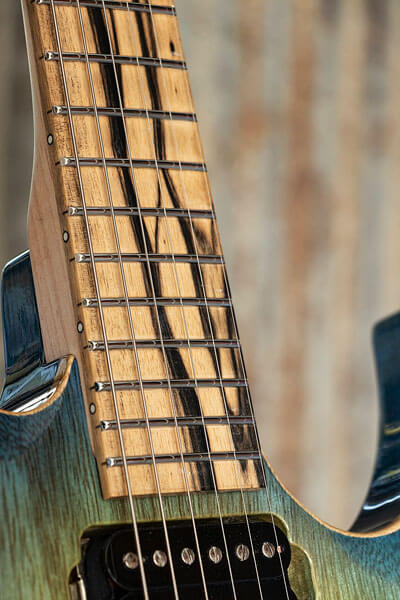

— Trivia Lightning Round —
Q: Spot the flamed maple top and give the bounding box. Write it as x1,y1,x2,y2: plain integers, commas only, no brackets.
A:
24,0,264,499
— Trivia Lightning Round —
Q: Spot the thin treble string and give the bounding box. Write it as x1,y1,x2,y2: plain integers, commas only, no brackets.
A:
125,4,238,599
145,4,265,598
145,5,265,597
167,7,291,598
48,2,150,599
99,3,210,598
74,2,180,597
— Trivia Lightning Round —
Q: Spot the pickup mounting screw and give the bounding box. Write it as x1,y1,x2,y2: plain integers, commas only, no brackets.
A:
235,544,250,562
153,550,168,568
181,547,195,565
208,546,223,564
89,403,96,415
63,230,69,243
77,321,84,334
47,133,54,145
122,552,138,570
262,541,276,559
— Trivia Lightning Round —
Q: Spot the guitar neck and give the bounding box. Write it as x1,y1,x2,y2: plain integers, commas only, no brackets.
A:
22,0,263,499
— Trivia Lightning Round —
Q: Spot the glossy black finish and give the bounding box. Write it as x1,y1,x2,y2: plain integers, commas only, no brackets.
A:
0,251,66,458
0,251,60,412
1,250,44,382
352,312,400,532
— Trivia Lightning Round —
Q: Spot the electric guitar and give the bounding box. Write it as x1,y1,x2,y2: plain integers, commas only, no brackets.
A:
1,1,399,598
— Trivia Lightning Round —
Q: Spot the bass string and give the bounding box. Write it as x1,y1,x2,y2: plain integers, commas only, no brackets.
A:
97,1,211,598
143,2,265,597
74,1,181,597
124,2,239,598
165,4,291,598
48,2,150,599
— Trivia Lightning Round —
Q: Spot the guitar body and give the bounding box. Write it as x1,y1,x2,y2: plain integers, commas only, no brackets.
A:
1,2,400,598
0,252,399,599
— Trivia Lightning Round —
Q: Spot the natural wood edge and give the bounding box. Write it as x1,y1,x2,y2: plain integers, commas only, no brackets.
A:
21,0,94,446
263,452,400,540
0,354,74,417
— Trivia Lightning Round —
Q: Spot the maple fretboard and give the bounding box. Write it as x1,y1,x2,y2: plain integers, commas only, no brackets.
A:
25,0,264,499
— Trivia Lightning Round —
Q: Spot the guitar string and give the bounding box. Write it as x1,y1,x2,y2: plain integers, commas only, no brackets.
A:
144,3,266,597
166,5,291,598
50,1,288,596
74,2,180,597
124,3,238,598
143,3,267,598
98,2,210,597
48,2,150,599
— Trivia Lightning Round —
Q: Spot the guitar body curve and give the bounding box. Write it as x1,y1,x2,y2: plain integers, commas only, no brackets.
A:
0,252,399,599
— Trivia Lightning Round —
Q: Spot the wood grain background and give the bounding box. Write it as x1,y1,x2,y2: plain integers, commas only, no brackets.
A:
1,0,399,530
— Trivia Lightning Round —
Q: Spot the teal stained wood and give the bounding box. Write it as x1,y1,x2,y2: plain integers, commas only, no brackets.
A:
0,252,399,599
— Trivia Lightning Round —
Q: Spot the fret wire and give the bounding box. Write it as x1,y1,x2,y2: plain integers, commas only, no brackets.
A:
94,378,249,392
44,51,186,69
60,157,206,170
81,297,232,307
75,1,179,595
167,8,290,599
107,451,261,467
68,206,214,219
98,1,208,595
124,4,236,598
47,1,150,597
53,105,197,121
37,0,176,15
88,339,240,351
74,252,224,264
100,415,255,431
146,5,266,597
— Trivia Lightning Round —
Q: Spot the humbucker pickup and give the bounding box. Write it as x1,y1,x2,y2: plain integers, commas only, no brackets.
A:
70,518,298,600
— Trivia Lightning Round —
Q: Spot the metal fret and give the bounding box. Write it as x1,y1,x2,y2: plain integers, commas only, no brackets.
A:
95,379,248,392
100,415,255,431
82,297,232,308
37,0,176,15
53,105,197,122
61,157,206,171
88,339,240,351
68,206,214,219
45,52,186,70
106,450,260,467
75,253,224,265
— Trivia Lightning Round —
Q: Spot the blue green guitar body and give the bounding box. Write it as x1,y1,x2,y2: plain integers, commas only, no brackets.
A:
0,251,399,599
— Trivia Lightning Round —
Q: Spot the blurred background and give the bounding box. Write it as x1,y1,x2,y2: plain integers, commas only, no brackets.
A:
1,0,399,530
